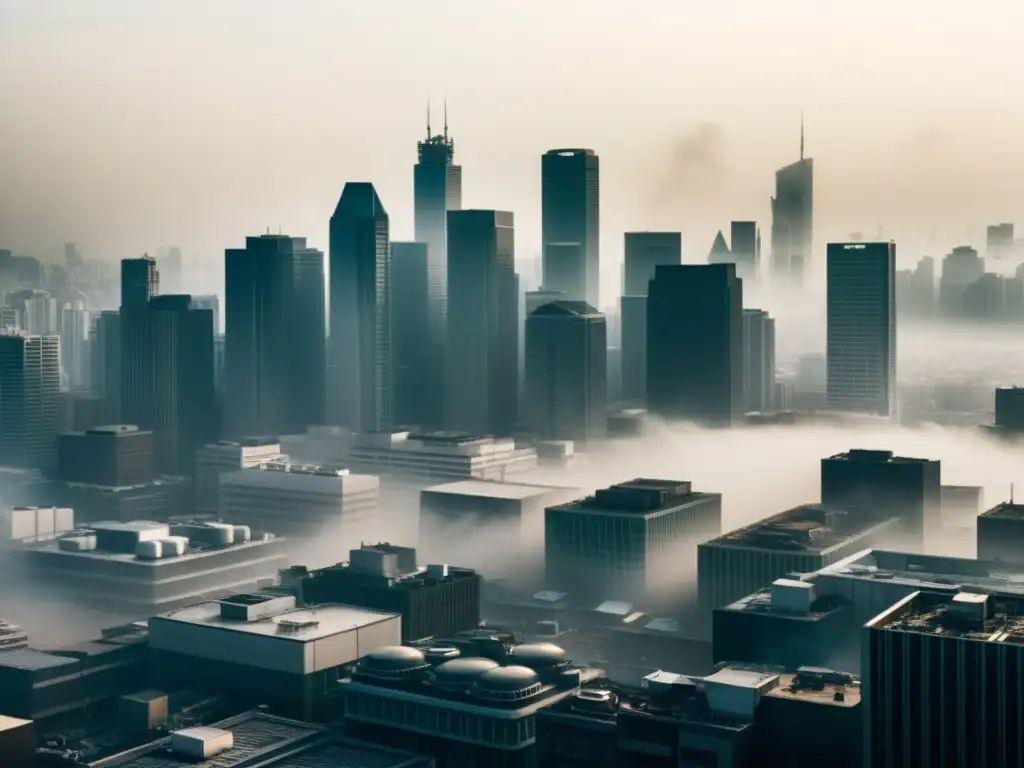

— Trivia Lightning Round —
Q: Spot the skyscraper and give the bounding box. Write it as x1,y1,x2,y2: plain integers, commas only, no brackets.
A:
770,121,814,285
445,210,518,437
730,221,760,284
525,301,607,445
742,309,776,413
224,234,326,438
190,294,221,336
623,232,682,296
121,295,216,475
0,330,60,469
542,148,600,306
391,241,431,428
121,255,159,308
647,264,743,427
91,310,121,421
414,106,462,429
826,241,896,417
620,232,681,404
60,303,91,391
7,289,58,335
329,182,391,433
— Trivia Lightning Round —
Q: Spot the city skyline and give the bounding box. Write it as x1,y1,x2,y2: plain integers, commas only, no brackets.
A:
3,3,1024,307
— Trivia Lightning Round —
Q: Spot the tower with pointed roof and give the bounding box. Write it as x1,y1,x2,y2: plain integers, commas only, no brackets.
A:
770,116,814,286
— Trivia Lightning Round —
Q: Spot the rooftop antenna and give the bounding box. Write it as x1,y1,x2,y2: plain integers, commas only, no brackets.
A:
800,110,805,161
426,96,432,140
1012,483,1015,504
444,97,449,141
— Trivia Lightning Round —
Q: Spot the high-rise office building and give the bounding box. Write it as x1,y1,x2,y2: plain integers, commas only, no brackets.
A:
770,122,814,285
621,233,681,405
120,255,159,308
225,235,326,438
730,221,760,284
391,241,431,428
939,246,984,318
542,148,600,306
826,241,896,417
742,309,775,414
821,449,941,550
445,210,518,437
414,109,462,429
524,301,607,445
60,304,91,391
647,264,743,427
7,290,58,335
0,331,60,469
190,294,220,336
90,310,121,421
986,222,1014,261
121,295,216,475
329,182,391,433
866,590,1024,768
623,232,681,296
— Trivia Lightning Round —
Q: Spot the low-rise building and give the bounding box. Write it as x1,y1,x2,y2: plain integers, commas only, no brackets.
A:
194,438,283,514
15,518,289,614
347,431,538,488
219,460,379,544
419,479,580,586
293,544,481,644
56,425,154,487
339,641,603,768
148,594,401,720
977,500,1024,564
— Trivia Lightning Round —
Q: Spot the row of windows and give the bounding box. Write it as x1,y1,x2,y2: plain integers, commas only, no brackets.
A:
344,690,535,749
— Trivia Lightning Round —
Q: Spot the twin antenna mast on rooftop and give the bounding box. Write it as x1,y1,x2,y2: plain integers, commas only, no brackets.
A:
426,96,449,141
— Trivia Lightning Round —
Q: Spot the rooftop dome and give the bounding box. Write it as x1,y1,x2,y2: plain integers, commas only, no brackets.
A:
424,646,461,665
509,642,566,668
433,657,500,690
361,646,428,677
471,665,544,703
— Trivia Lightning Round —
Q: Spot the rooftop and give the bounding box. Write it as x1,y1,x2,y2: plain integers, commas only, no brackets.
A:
153,601,397,643
705,503,899,554
259,737,433,768
868,590,1024,647
91,711,322,768
764,670,861,708
551,478,715,517
0,648,80,672
817,548,1024,596
718,588,846,621
979,501,1024,521
423,479,576,501
823,449,937,466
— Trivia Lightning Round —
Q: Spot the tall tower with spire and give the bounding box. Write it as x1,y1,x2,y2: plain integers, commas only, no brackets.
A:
414,98,463,429
770,115,815,287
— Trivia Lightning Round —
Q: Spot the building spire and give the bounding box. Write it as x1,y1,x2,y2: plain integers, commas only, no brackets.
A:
426,97,432,140
800,110,805,161
443,97,449,141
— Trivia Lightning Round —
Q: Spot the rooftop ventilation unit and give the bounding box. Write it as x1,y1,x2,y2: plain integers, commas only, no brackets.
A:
170,727,233,759
275,617,319,632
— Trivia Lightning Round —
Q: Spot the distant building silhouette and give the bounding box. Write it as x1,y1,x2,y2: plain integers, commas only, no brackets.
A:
445,210,518,436
60,303,91,391
0,330,60,469
621,233,681,404
708,230,731,265
525,301,607,445
391,241,431,428
190,294,220,336
987,222,1014,261
224,234,326,438
730,221,760,284
329,182,392,433
647,264,743,427
7,289,58,335
770,120,814,285
163,246,183,294
120,255,159,309
121,295,216,475
542,148,600,306
939,246,984,319
91,310,121,421
826,242,896,417
742,309,776,413
414,107,462,428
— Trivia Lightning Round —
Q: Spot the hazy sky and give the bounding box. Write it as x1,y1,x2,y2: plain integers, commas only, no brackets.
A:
2,0,1024,303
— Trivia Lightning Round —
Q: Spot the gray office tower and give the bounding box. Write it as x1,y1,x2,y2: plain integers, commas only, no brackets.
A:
742,309,776,413
0,331,60,469
120,255,159,308
121,295,216,475
826,241,897,417
414,113,462,429
225,234,326,438
620,232,681,404
525,301,607,445
391,242,431,428
329,182,392,433
445,210,518,437
647,264,743,427
541,148,600,306
91,310,121,421
770,123,814,285
730,221,760,284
